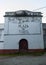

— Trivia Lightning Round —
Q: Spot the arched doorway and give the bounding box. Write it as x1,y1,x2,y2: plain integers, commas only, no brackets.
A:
19,39,28,52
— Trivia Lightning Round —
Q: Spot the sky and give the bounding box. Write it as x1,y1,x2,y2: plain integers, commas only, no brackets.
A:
0,0,46,23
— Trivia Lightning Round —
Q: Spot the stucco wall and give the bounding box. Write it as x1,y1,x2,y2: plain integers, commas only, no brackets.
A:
0,42,4,49
4,17,42,34
4,34,44,49
4,14,44,50
0,24,4,49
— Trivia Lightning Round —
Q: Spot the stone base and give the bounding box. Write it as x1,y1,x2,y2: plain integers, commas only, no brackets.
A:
0,49,45,54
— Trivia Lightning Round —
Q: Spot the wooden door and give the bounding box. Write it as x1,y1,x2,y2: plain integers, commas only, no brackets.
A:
19,39,28,52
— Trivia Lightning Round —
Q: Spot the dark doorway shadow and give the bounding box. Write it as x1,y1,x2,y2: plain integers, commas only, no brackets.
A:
19,39,28,52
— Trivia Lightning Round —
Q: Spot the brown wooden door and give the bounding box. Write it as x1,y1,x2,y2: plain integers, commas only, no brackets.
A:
19,39,28,52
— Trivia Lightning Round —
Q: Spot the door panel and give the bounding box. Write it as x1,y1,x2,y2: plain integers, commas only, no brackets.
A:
19,39,28,52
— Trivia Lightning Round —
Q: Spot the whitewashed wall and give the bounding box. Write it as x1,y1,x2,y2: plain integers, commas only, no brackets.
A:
4,35,44,49
4,17,42,34
0,42,4,49
0,24,4,49
4,17,44,49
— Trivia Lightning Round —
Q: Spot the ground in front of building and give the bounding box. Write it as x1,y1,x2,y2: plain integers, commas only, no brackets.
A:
0,54,46,65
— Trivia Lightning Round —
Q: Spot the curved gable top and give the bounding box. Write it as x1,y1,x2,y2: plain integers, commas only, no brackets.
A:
4,10,42,17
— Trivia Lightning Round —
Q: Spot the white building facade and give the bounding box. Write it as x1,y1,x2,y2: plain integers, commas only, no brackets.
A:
0,24,4,54
3,10,44,53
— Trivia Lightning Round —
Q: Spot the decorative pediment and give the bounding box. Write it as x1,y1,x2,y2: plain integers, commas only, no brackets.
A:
4,10,42,17
14,10,31,16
